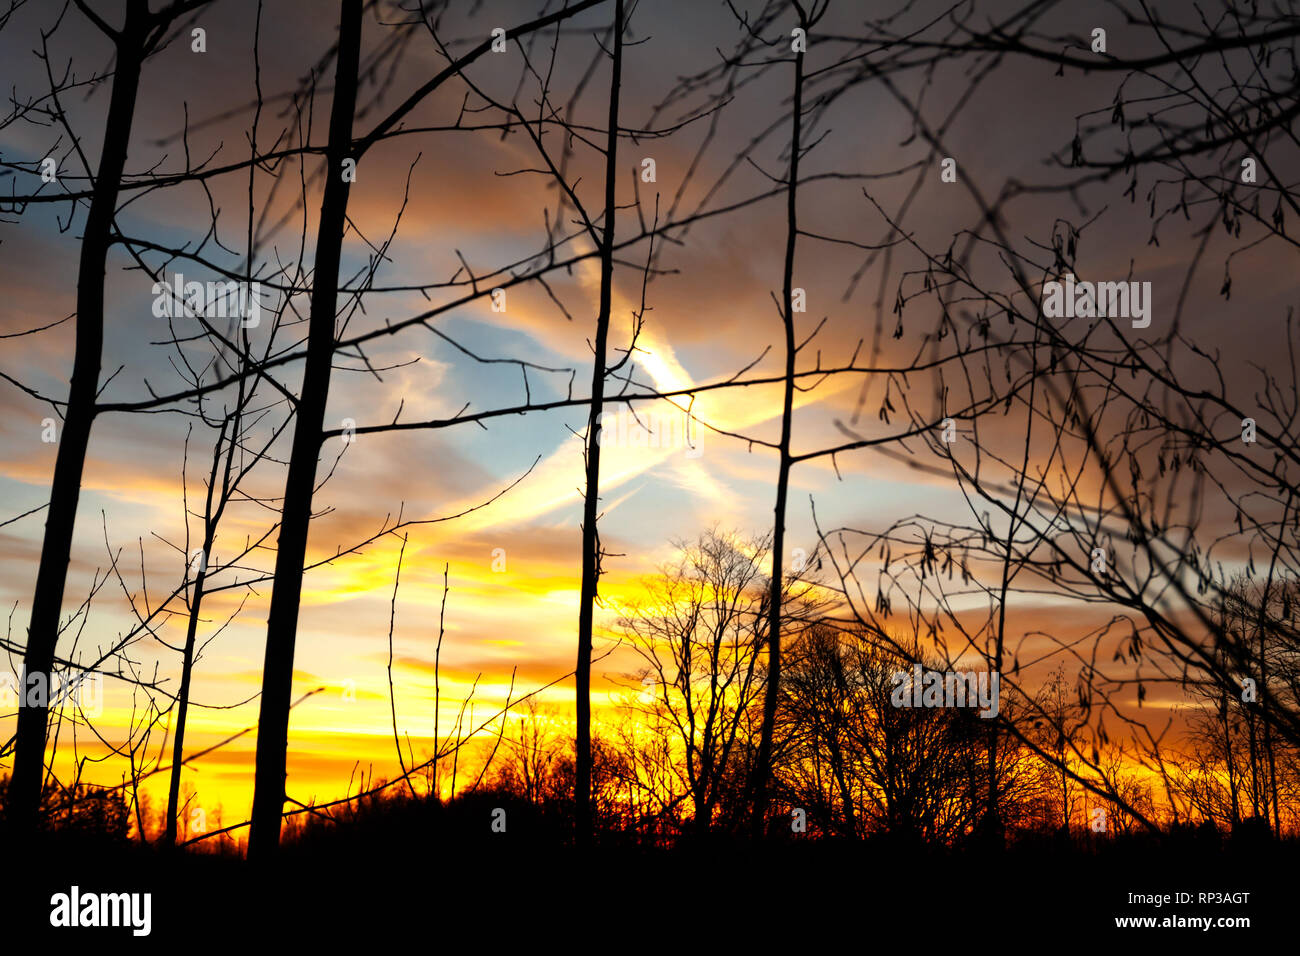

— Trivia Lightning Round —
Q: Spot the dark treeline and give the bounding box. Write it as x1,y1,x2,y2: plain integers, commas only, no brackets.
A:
133,530,1292,853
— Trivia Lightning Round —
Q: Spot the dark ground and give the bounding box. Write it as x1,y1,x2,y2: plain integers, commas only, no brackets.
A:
1,796,1282,945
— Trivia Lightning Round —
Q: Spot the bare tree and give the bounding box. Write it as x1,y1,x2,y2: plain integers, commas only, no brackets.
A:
7,0,217,830
574,0,625,843
246,0,364,859
618,529,770,836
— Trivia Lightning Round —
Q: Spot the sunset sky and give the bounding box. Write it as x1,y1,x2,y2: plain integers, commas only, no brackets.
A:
0,0,1287,836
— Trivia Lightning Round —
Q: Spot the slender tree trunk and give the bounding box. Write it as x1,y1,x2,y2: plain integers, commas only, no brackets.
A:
750,26,804,837
247,0,361,860
163,554,210,844
1245,692,1261,816
1259,596,1280,835
984,293,1044,848
830,737,855,836
1264,694,1280,835
6,2,148,829
1060,742,1069,836
164,423,226,845
574,0,624,846
1222,680,1240,825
